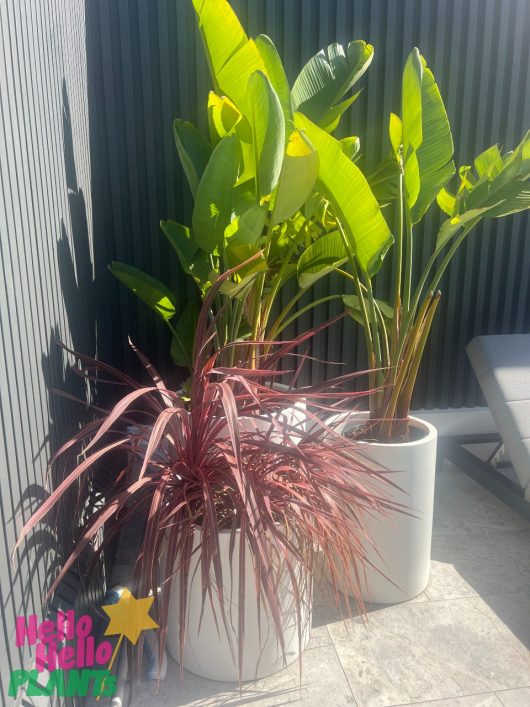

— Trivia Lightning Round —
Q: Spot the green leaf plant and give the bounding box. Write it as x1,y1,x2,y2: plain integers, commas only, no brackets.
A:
325,47,530,442
110,0,380,370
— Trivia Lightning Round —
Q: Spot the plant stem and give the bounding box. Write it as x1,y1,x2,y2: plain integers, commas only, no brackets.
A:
403,209,413,315
336,219,377,398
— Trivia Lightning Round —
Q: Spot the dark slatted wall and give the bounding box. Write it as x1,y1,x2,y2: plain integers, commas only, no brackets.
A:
84,0,530,408
0,0,98,700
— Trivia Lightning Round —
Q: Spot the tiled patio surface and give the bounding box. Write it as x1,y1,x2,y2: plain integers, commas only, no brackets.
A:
129,462,530,706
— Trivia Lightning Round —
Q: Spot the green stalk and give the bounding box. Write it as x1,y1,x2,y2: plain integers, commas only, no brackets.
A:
267,288,306,344
362,273,384,387
273,294,345,336
403,210,413,315
260,226,307,339
336,219,377,397
392,163,404,342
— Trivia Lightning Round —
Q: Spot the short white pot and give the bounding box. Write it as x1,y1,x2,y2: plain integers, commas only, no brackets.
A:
165,527,311,681
331,413,437,603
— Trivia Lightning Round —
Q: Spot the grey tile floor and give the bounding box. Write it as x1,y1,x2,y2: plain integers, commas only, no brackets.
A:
129,462,530,707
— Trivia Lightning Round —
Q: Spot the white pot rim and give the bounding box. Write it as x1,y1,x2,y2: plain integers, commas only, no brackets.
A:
327,411,437,449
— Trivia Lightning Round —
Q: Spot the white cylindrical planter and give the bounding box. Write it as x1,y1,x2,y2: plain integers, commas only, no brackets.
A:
165,528,311,681
332,413,437,604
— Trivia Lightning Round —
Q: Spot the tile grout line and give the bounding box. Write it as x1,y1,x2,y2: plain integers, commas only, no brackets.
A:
386,688,503,706
328,631,360,707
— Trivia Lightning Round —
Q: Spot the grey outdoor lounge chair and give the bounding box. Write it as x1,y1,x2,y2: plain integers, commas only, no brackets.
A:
444,334,530,519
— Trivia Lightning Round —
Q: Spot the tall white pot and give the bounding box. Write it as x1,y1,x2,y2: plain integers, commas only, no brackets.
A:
333,413,437,604
165,528,311,681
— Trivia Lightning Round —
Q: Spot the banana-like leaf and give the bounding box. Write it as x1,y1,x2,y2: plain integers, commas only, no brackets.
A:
255,35,293,123
160,220,212,291
436,187,456,216
193,0,268,114
340,136,360,160
173,120,212,197
295,113,393,275
225,204,267,244
367,153,400,204
402,49,455,223
207,93,255,185
343,294,393,327
297,230,346,288
271,129,319,225
291,40,373,130
207,93,241,143
192,0,248,91
456,131,530,218
247,71,285,197
192,135,241,253
224,204,267,277
109,262,176,321
435,207,493,249
170,302,199,367
319,91,361,133
389,113,403,155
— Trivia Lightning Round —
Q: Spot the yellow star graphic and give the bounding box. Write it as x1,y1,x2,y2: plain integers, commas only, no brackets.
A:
101,588,159,645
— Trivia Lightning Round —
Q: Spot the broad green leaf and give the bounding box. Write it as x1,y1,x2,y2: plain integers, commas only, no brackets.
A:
292,41,374,129
402,49,423,154
207,92,255,185
159,220,212,291
297,230,346,288
207,93,241,143
435,207,492,249
255,35,293,123
319,90,361,133
457,131,530,218
170,302,199,368
474,144,503,179
367,153,400,204
192,135,241,253
296,112,393,275
401,49,455,222
436,187,456,216
343,294,393,327
271,129,319,225
216,39,267,115
225,205,267,277
225,204,267,244
247,71,285,197
192,0,248,92
340,136,360,160
109,262,176,321
389,113,402,155
173,120,212,197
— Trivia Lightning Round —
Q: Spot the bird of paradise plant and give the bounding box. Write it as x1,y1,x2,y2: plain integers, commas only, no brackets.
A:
109,0,386,370
16,258,401,685
297,49,530,441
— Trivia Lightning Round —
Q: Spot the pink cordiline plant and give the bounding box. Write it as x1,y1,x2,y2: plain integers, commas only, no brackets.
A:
16,258,404,684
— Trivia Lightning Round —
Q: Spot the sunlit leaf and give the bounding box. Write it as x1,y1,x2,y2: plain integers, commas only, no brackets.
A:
247,71,285,197
295,112,393,275
173,120,212,197
297,230,346,288
109,262,176,321
192,135,241,253
271,129,319,225
292,40,373,130
255,34,293,123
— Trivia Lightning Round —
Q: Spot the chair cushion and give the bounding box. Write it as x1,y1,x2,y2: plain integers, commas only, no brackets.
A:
467,334,530,499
